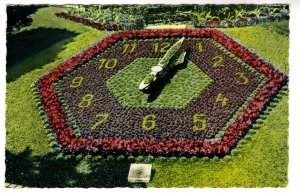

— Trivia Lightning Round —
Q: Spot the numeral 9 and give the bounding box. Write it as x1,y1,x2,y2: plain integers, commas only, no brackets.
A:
70,76,84,88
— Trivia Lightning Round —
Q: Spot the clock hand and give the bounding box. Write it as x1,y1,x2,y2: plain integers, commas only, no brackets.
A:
139,37,186,91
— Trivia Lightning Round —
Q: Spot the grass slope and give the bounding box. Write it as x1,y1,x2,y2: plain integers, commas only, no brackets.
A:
223,21,289,74
6,6,109,156
6,6,288,187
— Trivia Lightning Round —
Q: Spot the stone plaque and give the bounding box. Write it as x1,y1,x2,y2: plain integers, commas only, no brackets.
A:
128,164,152,183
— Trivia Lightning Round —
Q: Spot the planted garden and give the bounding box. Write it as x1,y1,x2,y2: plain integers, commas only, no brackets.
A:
56,4,289,30
6,5,289,188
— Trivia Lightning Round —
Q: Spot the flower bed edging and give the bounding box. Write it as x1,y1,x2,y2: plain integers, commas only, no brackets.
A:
55,12,124,31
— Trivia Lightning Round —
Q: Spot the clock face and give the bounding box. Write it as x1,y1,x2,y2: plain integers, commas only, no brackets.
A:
37,29,287,157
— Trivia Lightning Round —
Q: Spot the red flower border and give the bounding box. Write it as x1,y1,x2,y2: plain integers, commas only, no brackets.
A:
36,29,288,157
55,12,124,31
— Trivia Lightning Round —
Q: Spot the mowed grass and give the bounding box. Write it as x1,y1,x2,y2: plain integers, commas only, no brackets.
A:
223,21,289,74
6,6,289,188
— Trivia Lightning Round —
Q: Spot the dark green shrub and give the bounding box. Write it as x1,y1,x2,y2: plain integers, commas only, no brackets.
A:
212,156,219,162
136,155,144,162
117,155,125,161
179,157,187,162
85,154,92,161
55,153,63,160
94,155,102,161
231,149,239,156
156,156,166,162
249,129,257,134
146,155,154,162
127,155,135,161
244,134,252,140
202,156,209,162
190,156,198,162
239,139,247,145
63,154,72,160
223,155,232,162
76,154,83,161
107,155,114,160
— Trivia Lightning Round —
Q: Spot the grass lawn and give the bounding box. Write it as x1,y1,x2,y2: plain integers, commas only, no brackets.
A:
5,6,289,187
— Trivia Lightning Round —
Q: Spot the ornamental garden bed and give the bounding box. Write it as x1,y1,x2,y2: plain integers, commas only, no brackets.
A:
34,29,287,158
55,4,289,31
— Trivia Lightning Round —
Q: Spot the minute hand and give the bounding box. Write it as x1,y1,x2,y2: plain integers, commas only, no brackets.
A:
157,37,185,70
139,37,186,91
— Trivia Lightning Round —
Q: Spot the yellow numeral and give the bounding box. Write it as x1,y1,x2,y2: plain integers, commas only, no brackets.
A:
123,43,137,53
198,42,203,52
91,113,109,130
216,93,228,107
154,42,171,53
79,94,94,108
70,76,84,88
212,55,224,67
236,72,249,85
142,114,156,131
193,113,207,130
99,58,118,69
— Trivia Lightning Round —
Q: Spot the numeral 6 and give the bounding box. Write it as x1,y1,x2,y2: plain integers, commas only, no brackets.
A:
142,114,157,131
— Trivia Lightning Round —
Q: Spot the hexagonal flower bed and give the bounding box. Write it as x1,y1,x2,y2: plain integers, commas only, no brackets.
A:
34,29,288,157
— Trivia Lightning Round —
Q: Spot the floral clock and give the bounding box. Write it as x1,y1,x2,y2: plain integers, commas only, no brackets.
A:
35,29,287,157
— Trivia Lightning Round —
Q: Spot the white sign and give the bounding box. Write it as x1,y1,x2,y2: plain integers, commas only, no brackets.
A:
128,163,152,183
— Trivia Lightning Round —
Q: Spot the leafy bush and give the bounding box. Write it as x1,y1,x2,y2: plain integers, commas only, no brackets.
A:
231,149,239,156
190,156,198,162
117,155,125,161
223,155,232,162
107,155,114,160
